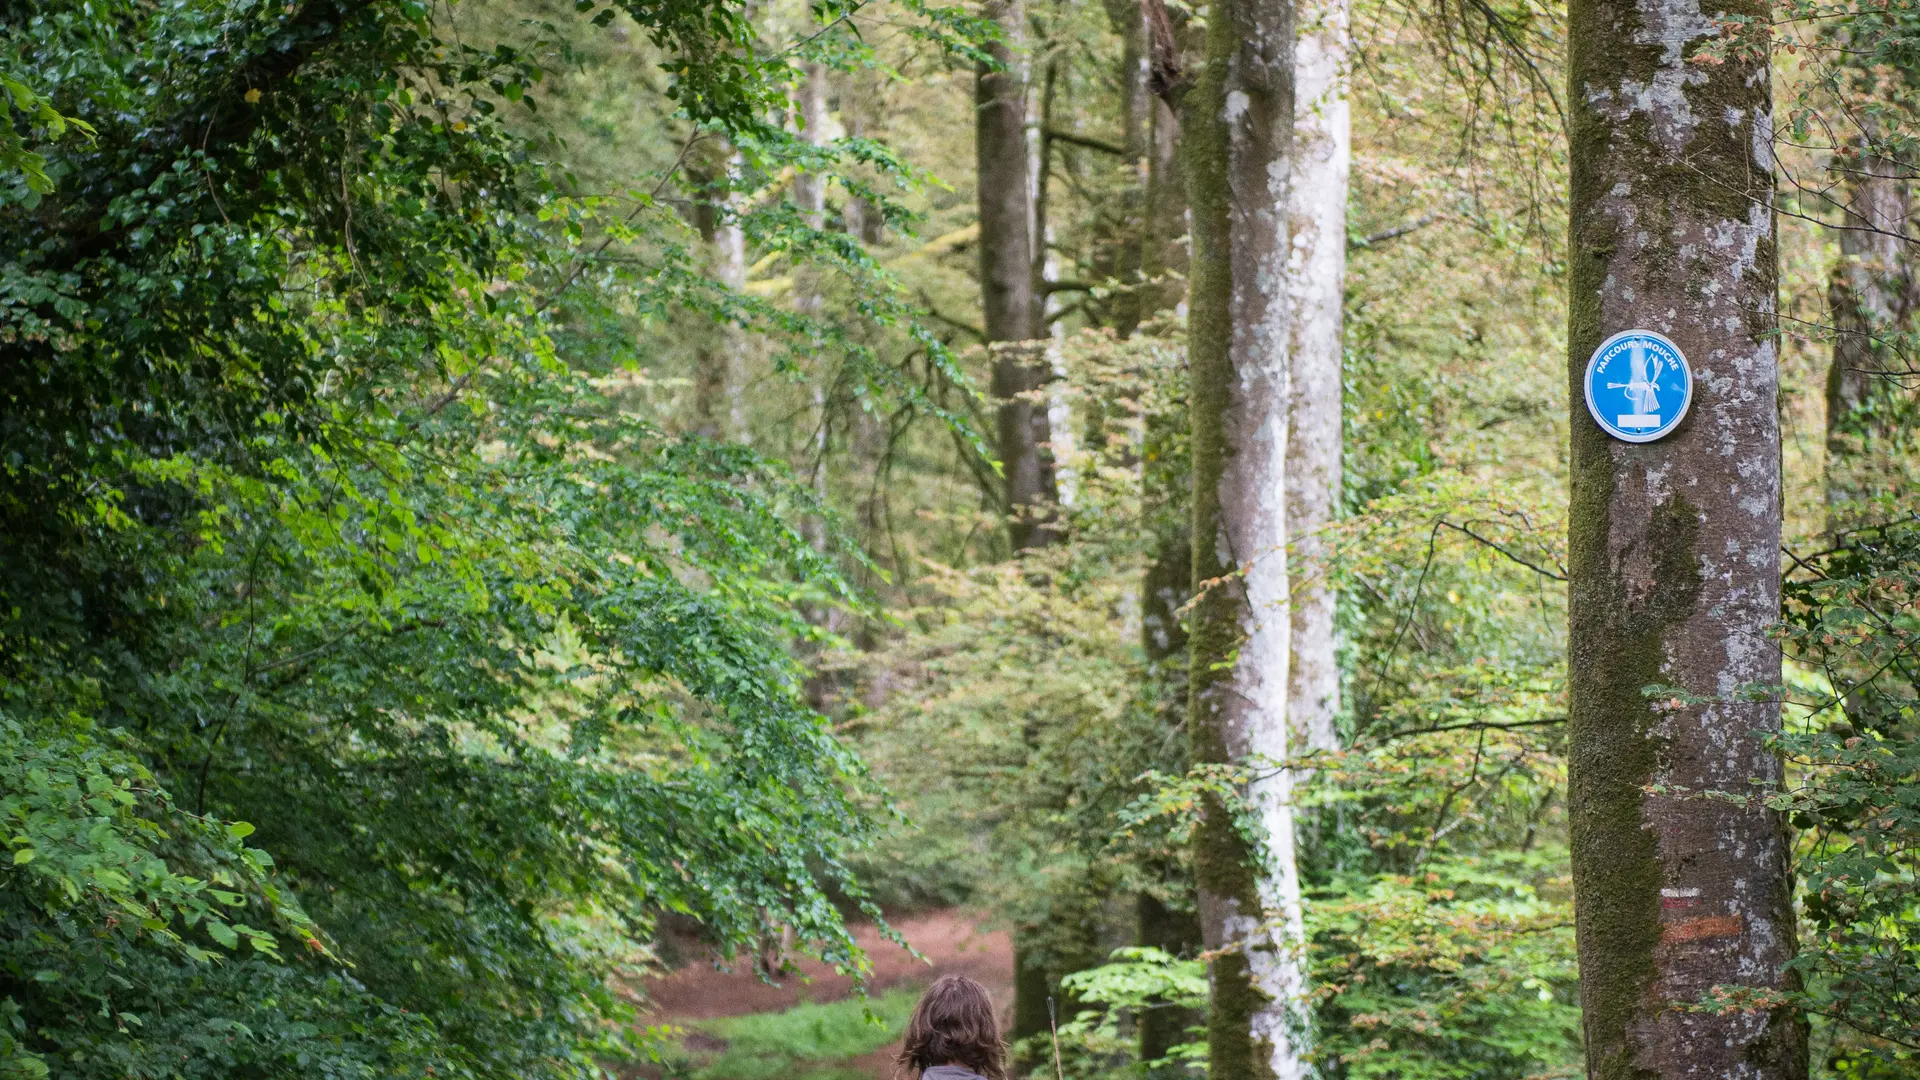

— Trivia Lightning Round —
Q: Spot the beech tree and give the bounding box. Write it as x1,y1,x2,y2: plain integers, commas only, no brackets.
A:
1182,0,1308,1072
1284,0,1348,758
1565,0,1806,1076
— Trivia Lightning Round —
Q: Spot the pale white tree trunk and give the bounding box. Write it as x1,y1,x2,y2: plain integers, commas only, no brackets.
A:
1183,0,1308,1065
691,150,750,443
794,59,831,316
794,60,833,558
1285,0,1348,758
717,199,750,441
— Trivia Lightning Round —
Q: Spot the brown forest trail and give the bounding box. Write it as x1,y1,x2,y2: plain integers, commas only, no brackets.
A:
636,909,1013,1080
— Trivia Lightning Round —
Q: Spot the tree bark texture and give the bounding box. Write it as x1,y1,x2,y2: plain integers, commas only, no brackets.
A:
1565,0,1806,1074
1283,0,1347,757
978,0,1056,551
1183,0,1306,1072
1824,150,1912,531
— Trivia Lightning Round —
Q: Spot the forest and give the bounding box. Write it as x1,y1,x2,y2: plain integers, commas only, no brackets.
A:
0,0,1916,1075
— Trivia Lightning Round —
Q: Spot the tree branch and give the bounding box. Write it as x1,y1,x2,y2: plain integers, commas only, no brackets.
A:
1046,129,1129,157
1349,212,1441,251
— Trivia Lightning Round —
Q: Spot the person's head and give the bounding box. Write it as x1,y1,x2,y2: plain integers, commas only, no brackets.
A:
895,975,1007,1080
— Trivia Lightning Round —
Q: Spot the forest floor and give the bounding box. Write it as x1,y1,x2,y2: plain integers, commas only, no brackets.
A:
633,909,1012,1080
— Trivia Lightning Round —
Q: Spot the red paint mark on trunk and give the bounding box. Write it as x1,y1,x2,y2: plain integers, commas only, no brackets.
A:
1662,914,1743,944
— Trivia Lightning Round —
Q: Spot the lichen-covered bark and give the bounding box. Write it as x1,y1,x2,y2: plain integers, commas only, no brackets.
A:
1184,0,1305,1069
1565,0,1805,1073
1284,0,1347,757
978,0,1056,552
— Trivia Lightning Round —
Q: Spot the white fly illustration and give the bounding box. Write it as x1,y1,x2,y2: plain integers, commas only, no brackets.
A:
1608,341,1664,426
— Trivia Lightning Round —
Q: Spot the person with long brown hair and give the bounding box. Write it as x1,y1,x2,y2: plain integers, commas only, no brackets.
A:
893,975,1009,1080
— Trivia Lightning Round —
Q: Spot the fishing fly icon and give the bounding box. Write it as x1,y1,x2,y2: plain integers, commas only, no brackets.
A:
1583,329,1693,443
1609,341,1665,428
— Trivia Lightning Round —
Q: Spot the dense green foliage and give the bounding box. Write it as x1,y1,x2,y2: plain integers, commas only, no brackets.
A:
1769,521,1920,1076
0,0,989,1072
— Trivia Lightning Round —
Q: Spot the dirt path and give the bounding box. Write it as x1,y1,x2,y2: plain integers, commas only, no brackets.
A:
637,909,1013,1078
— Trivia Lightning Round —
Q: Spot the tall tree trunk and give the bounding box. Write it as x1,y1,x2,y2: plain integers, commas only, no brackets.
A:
979,0,1058,1044
795,59,832,552
689,146,748,441
979,0,1056,553
1183,0,1305,1073
1565,0,1806,1074
1136,14,1201,1070
1824,147,1911,532
1284,0,1347,758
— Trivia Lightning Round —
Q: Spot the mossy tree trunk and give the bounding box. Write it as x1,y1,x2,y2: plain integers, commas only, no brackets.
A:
1183,0,1307,1071
978,0,1056,553
1565,0,1806,1075
1283,0,1347,759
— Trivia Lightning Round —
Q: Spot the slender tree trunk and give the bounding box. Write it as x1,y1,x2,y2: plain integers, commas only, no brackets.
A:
1104,0,1152,337
1565,0,1806,1075
1141,0,1193,325
1136,15,1200,1066
842,70,887,245
1183,0,1305,1073
795,59,831,315
980,0,1059,1043
1284,0,1347,758
795,60,833,553
979,0,1056,553
689,147,748,441
1824,147,1911,531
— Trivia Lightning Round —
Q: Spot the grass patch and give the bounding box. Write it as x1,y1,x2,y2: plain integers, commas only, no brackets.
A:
686,987,922,1080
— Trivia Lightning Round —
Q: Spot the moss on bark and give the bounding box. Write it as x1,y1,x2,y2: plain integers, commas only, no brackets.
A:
1183,0,1297,1066
1565,0,1805,1072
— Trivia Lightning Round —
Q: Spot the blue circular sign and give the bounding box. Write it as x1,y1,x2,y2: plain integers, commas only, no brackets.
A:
1583,329,1693,443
